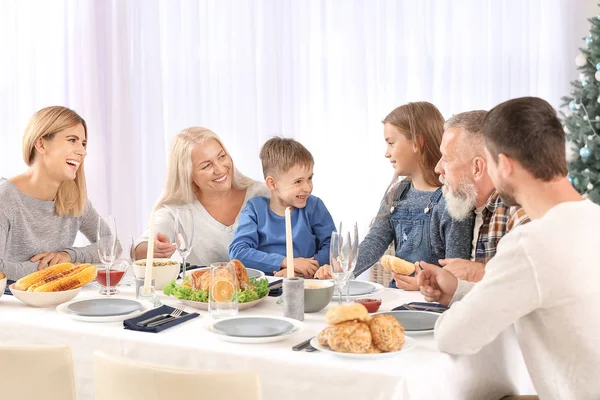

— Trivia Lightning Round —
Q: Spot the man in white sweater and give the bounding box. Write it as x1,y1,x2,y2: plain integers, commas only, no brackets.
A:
418,97,600,400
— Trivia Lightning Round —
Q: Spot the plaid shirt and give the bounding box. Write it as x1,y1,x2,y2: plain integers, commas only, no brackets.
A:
474,190,530,264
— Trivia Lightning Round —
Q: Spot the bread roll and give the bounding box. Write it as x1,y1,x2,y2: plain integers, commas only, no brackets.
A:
325,303,370,325
380,255,416,275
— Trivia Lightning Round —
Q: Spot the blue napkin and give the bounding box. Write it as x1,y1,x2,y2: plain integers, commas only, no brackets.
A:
4,280,15,296
392,302,448,313
267,279,283,297
123,305,199,333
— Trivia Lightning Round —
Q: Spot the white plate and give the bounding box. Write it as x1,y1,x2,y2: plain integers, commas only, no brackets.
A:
310,336,416,359
209,316,302,344
329,281,384,301
180,294,268,311
56,297,150,323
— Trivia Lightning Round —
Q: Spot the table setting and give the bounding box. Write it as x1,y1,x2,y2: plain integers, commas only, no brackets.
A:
0,212,535,400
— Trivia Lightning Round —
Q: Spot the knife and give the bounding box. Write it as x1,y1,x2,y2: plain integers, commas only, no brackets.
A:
136,314,171,327
292,337,313,351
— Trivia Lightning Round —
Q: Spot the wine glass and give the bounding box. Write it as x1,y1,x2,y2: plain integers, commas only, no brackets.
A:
330,222,359,304
175,207,195,280
97,216,118,296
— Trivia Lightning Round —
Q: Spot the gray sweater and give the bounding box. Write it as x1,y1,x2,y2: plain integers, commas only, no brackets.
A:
0,178,101,280
354,181,474,276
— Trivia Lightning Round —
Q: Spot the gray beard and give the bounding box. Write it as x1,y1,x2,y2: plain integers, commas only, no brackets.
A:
442,179,477,221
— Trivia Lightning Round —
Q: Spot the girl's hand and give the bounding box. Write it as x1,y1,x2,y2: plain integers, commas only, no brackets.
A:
392,272,419,291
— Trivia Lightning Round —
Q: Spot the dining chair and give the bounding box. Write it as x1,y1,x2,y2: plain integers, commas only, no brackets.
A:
93,350,262,400
0,345,77,400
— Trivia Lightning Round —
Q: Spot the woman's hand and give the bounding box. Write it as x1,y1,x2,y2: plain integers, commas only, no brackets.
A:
31,251,72,270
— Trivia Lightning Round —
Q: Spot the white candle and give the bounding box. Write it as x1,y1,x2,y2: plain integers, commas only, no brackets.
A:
285,207,294,279
143,211,155,294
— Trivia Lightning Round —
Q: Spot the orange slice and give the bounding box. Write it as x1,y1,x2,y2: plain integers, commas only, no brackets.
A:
211,280,235,302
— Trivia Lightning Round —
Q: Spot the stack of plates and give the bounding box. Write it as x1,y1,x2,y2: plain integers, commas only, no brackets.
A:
210,316,301,343
56,298,148,322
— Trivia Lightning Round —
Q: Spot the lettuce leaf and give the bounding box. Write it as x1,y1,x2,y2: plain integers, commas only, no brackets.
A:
163,277,269,304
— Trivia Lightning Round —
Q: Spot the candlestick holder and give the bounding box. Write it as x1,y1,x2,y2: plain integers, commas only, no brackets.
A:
283,277,304,321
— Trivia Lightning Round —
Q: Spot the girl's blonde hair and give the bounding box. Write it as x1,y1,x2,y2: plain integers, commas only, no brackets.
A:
22,106,88,216
156,127,254,209
383,101,444,192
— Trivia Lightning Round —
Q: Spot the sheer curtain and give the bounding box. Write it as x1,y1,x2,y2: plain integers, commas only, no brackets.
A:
0,0,592,246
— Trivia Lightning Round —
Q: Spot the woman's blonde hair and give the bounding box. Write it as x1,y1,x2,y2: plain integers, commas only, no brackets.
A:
383,101,444,190
22,106,88,217
156,127,254,208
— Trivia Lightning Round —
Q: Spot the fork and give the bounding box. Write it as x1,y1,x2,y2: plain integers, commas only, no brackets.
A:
138,304,185,327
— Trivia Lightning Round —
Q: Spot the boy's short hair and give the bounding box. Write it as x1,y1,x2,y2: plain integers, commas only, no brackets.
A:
259,137,314,178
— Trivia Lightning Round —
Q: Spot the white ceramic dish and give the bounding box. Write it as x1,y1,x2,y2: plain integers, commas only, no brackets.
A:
309,336,416,359
133,258,180,290
9,283,81,308
209,316,302,344
56,297,150,322
180,294,268,311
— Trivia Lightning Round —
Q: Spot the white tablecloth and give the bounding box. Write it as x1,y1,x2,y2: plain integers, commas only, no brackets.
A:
0,282,535,400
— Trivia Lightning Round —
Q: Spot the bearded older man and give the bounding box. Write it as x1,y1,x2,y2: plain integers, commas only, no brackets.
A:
434,111,529,282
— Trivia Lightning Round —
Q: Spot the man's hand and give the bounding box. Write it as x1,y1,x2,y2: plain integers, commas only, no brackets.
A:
439,258,485,282
315,264,332,279
31,251,72,270
417,261,458,306
392,272,419,291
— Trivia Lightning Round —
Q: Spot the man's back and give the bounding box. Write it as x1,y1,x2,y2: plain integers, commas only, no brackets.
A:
514,200,600,399
435,199,600,399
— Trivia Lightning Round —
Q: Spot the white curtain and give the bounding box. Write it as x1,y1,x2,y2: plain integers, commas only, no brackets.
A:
0,0,592,248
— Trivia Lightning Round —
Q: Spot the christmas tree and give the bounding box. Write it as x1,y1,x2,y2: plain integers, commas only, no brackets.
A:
562,7,600,204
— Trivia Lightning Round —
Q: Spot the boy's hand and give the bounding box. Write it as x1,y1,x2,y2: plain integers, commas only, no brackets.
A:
315,264,332,279
293,257,319,278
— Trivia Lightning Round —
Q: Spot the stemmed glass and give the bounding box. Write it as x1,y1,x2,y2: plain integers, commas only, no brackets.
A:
175,207,195,280
97,216,118,296
330,222,359,304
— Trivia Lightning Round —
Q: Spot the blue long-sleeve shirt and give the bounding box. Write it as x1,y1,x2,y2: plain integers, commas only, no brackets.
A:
229,196,335,274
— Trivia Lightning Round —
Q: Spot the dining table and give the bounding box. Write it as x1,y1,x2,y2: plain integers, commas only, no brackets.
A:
0,278,536,400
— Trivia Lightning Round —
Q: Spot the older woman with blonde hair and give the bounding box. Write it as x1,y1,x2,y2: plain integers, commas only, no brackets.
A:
0,106,102,280
134,127,269,267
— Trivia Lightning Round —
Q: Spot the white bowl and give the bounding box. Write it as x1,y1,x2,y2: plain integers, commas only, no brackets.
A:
9,283,81,308
133,258,180,290
0,277,6,299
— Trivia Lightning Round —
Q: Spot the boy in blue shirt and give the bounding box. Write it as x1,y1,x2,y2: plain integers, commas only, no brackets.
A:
229,137,335,277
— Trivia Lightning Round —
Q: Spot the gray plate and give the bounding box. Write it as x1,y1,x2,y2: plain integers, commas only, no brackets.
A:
336,280,375,296
66,298,143,317
379,310,439,331
213,317,295,338
246,268,264,280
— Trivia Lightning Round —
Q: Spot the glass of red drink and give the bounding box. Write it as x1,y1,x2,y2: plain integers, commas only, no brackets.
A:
96,260,130,295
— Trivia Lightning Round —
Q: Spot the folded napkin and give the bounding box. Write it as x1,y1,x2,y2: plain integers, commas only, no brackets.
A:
4,280,15,296
392,302,448,313
268,279,283,297
123,305,199,333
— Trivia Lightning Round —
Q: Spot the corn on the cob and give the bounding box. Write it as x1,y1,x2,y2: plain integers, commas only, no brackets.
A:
13,263,74,291
34,265,97,292
26,265,86,292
